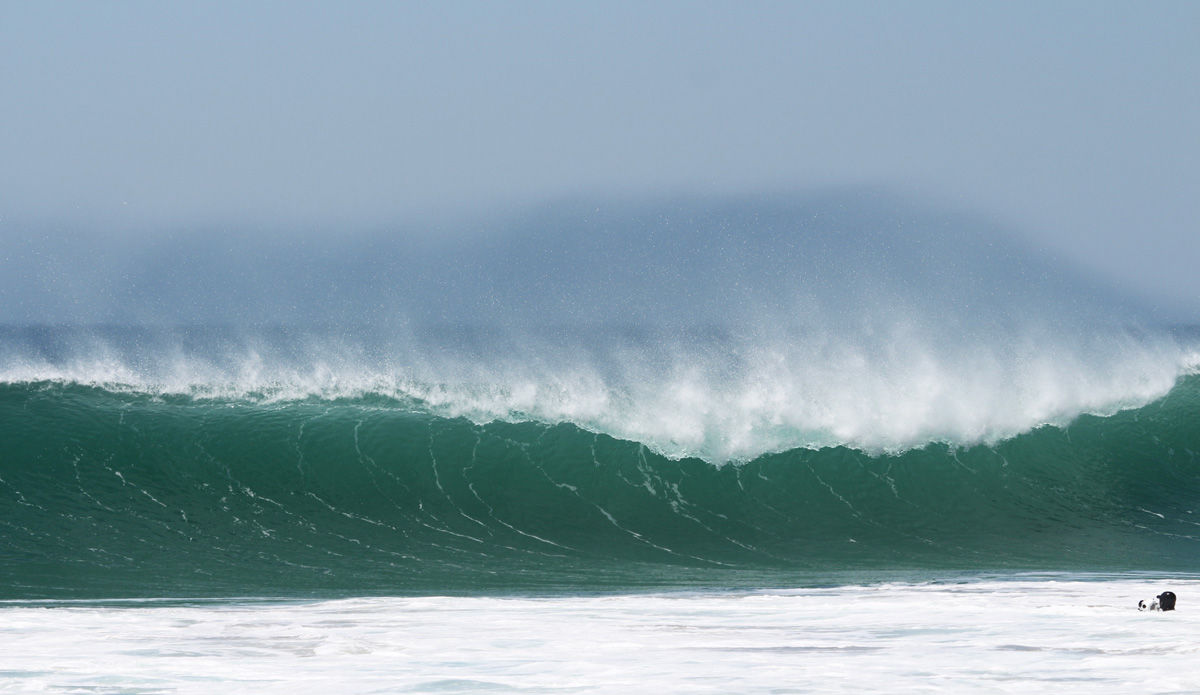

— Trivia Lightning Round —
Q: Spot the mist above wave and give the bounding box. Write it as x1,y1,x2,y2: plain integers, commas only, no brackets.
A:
0,189,1153,327
2,190,1194,460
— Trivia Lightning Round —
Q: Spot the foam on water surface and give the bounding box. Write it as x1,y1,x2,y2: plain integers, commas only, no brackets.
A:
2,577,1197,694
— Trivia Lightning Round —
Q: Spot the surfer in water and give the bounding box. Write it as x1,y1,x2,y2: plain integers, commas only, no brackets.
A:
1138,591,1176,611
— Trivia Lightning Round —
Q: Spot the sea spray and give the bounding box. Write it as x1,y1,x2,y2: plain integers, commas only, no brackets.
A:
1,321,1193,460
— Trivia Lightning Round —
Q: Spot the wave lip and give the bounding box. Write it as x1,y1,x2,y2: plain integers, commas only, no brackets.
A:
1,323,1195,461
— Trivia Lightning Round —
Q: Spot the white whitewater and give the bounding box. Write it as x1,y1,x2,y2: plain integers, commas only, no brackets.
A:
2,577,1197,694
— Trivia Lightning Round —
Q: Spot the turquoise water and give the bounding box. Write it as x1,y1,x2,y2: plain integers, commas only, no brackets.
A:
4,372,1198,599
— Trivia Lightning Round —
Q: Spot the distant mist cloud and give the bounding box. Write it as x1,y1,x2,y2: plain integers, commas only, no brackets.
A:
0,190,1167,328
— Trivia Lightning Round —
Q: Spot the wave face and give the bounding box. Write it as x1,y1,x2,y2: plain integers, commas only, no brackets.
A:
3,371,1200,599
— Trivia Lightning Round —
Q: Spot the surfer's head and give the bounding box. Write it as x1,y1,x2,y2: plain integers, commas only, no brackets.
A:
1157,592,1176,611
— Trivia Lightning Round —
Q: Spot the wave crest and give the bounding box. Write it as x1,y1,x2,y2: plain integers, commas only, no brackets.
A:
1,323,1192,461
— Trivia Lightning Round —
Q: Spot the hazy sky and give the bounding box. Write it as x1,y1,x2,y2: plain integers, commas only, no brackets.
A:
1,1,1197,309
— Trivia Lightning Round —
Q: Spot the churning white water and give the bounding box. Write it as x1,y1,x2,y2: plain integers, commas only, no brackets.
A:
2,576,1197,694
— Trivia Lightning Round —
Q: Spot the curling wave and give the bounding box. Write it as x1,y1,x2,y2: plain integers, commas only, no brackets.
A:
3,370,1200,598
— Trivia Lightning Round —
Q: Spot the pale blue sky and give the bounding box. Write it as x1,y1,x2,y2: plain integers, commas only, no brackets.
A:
1,1,1197,309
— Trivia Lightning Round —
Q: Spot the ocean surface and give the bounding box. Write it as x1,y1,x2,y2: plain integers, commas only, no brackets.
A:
3,194,1199,691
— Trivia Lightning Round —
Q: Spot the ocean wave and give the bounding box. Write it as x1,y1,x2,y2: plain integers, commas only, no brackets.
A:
3,373,1199,598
